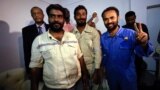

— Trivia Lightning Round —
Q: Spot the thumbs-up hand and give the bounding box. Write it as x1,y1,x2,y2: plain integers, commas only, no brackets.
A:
134,23,148,47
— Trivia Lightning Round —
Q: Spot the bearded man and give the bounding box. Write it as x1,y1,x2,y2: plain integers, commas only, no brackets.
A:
72,5,102,90
100,6,153,90
29,4,89,90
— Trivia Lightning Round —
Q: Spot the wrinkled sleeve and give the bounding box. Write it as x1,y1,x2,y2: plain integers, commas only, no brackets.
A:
135,41,154,57
73,35,83,59
100,35,107,67
93,30,102,69
29,37,43,68
77,42,83,59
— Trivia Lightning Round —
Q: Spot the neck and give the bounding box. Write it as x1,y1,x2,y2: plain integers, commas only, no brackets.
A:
77,24,86,33
36,21,44,26
49,29,64,41
108,26,119,37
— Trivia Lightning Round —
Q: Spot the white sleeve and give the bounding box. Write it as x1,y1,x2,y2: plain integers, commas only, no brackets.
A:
29,37,43,68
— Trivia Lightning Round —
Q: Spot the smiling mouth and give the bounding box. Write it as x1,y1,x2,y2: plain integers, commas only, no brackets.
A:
108,24,113,27
54,24,60,27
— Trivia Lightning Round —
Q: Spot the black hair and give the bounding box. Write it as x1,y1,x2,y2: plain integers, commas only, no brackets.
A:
64,8,70,23
74,5,87,16
125,11,136,19
46,4,65,17
101,6,119,18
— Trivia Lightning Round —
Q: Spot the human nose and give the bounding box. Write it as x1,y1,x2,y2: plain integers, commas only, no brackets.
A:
108,19,112,23
53,16,59,21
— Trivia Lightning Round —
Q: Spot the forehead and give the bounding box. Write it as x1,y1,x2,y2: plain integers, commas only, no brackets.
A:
76,9,86,14
32,8,42,12
50,9,63,15
126,15,135,20
103,10,117,18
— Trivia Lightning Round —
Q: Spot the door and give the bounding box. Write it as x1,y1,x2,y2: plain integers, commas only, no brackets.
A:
147,5,160,80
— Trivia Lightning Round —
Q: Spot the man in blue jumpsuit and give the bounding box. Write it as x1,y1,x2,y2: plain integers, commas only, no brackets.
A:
100,7,153,90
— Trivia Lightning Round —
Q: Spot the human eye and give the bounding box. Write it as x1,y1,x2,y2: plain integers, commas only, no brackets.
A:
103,18,108,21
58,15,63,18
49,14,55,18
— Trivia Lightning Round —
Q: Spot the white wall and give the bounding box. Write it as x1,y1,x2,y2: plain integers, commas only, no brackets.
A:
130,0,160,24
0,0,49,72
0,0,160,72
130,0,160,72
0,0,130,72
60,0,130,33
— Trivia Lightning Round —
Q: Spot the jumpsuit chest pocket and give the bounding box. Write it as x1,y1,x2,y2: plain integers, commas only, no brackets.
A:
119,40,132,49
111,40,133,66
119,40,133,56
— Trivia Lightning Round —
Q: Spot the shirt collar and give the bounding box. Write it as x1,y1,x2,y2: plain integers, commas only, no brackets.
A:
36,23,45,28
47,30,68,42
74,24,92,33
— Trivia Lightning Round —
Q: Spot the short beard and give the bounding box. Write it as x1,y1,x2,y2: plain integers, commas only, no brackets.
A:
105,24,118,32
49,22,63,32
77,22,86,27
105,19,118,32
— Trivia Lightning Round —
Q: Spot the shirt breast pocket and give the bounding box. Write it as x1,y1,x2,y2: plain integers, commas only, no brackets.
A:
85,38,93,49
40,46,56,61
66,44,77,57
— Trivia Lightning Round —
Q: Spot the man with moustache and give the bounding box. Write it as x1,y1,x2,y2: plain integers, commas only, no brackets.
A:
100,7,153,90
29,4,89,90
72,5,102,90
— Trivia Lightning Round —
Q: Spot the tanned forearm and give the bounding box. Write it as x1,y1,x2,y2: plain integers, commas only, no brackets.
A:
78,56,88,76
78,56,89,89
30,68,42,90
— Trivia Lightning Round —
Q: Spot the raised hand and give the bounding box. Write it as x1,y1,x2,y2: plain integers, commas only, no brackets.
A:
92,12,97,18
134,23,148,46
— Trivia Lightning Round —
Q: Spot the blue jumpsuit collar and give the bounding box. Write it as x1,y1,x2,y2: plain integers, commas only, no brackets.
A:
105,27,122,38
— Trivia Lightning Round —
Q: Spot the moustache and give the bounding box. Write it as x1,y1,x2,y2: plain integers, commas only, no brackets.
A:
107,23,114,26
78,18,86,21
51,22,61,25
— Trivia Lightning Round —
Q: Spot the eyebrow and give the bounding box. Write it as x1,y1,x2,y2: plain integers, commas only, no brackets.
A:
49,13,63,16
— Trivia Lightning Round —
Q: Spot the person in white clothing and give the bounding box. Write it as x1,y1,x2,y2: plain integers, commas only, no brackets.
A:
29,4,89,90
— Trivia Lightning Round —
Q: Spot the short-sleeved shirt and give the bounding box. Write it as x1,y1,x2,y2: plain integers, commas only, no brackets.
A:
29,31,82,89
